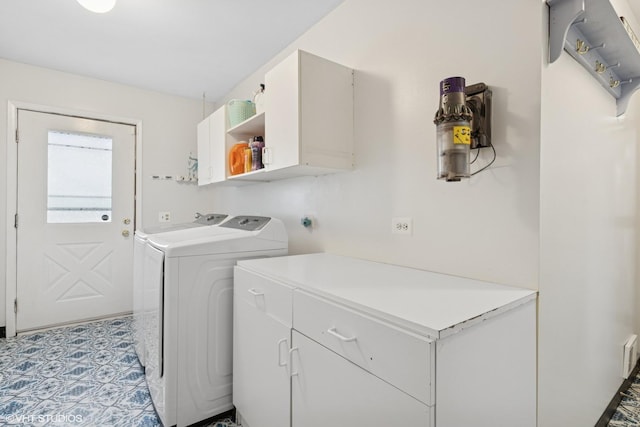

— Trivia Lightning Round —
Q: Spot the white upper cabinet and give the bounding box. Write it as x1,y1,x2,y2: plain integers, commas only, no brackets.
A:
264,49,354,175
196,117,211,185
197,49,354,185
197,106,226,185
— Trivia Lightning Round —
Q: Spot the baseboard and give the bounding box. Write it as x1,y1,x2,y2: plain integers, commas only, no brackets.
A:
16,312,132,336
596,358,640,426
0,326,5,338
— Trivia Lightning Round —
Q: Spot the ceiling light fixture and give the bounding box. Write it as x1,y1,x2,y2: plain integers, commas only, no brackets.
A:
77,0,117,13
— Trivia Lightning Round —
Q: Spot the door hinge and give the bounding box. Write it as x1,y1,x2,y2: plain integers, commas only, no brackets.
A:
14,299,17,314
14,213,18,228
15,128,18,143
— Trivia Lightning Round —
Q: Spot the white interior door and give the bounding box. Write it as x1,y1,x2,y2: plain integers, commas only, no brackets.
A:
16,109,136,333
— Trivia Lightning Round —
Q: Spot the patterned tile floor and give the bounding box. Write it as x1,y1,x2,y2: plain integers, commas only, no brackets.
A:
609,374,640,426
9,317,637,426
0,316,237,426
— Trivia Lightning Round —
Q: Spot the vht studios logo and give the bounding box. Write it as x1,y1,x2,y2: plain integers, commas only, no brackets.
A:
4,414,84,424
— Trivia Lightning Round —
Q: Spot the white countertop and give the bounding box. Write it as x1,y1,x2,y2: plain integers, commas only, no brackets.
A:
237,253,537,339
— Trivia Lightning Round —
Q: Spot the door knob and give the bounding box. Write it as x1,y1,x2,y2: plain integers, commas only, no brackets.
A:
123,218,131,225
122,230,130,237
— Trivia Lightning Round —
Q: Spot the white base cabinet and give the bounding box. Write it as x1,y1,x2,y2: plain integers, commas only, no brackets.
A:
233,254,537,427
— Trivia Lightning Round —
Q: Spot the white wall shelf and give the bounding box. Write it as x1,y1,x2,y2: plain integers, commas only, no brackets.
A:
151,175,197,183
227,111,265,137
548,0,640,115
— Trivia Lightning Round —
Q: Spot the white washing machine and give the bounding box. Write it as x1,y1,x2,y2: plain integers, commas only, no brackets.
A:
143,215,288,427
133,213,229,367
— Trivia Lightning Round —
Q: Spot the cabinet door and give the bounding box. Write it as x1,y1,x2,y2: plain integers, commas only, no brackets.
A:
264,50,300,171
197,117,212,185
197,107,226,185
233,271,292,427
291,331,431,427
298,51,354,170
208,106,227,183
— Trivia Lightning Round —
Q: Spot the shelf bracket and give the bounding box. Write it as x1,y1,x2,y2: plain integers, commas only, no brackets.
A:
548,0,585,63
617,78,640,116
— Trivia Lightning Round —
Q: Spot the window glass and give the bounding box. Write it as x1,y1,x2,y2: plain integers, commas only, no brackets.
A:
47,131,113,223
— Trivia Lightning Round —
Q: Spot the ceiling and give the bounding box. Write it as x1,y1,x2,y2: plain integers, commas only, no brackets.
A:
0,0,344,102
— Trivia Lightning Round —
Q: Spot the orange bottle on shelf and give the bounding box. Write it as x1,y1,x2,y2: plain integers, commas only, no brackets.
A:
228,142,249,175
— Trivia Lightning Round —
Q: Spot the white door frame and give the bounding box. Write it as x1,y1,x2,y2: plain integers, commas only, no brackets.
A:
5,101,143,337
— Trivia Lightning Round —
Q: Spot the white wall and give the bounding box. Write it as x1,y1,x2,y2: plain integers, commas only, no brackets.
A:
0,59,216,327
211,0,544,290
539,0,640,424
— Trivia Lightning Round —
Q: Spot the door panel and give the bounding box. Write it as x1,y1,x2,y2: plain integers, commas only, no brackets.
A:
16,110,135,332
233,270,292,427
264,50,300,170
291,331,432,427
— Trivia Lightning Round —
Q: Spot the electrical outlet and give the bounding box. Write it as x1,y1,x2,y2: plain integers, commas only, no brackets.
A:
392,217,412,235
159,211,171,223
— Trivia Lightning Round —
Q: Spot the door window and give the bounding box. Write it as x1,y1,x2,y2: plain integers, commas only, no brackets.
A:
47,130,113,223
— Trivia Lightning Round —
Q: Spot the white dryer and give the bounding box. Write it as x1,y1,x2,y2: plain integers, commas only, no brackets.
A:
133,213,228,367
143,216,288,427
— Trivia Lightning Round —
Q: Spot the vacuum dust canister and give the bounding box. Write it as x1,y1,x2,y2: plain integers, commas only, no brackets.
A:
433,76,472,182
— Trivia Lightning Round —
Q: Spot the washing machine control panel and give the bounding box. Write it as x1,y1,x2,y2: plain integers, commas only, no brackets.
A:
193,213,228,225
219,216,271,231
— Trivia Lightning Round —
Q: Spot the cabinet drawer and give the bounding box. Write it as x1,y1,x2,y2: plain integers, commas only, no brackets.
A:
234,267,294,327
293,290,434,405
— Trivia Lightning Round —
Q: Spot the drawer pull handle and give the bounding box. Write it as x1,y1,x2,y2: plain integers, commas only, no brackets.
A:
247,288,264,297
277,338,288,367
327,327,357,342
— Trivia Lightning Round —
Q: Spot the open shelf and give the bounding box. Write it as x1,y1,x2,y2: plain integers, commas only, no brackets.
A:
548,0,640,115
227,111,265,137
